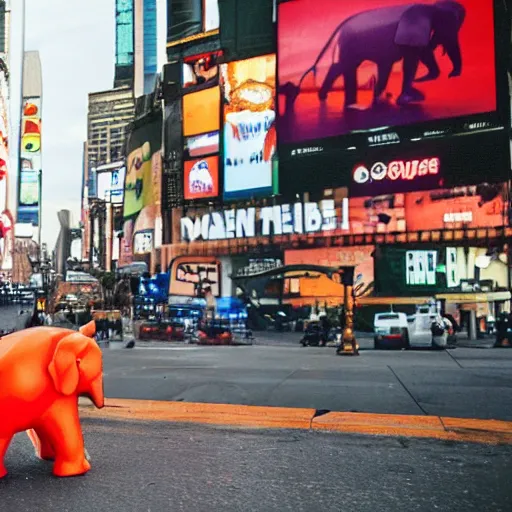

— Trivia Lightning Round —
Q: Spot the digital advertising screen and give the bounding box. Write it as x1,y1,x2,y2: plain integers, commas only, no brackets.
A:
18,97,42,225
122,115,162,262
220,54,276,199
285,246,375,300
203,0,220,32
182,51,221,90
349,193,407,234
169,256,221,297
375,245,509,295
404,182,508,231
134,230,154,255
278,122,510,198
19,170,39,207
183,86,220,137
277,0,497,146
167,0,202,42
96,167,125,203
184,155,219,200
184,131,219,159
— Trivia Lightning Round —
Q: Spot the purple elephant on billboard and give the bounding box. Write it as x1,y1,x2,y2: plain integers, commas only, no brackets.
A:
287,0,466,108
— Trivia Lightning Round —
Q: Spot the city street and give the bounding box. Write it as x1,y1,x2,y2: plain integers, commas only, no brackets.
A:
2,419,512,512
2,322,512,511
0,304,33,332
100,338,512,421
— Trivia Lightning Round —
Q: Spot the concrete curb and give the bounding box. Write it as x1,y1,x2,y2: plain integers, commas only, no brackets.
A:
80,398,313,430
79,398,512,445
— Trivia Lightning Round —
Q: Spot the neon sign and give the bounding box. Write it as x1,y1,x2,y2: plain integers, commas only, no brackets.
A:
353,157,440,184
181,200,350,242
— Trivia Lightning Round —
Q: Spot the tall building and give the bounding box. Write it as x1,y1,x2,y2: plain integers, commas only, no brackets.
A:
114,0,135,88
0,0,14,275
133,0,166,98
143,0,157,94
87,86,134,170
85,86,134,270
17,51,42,236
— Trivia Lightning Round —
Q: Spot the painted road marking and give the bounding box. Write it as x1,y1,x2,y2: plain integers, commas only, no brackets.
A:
134,346,201,351
80,398,512,445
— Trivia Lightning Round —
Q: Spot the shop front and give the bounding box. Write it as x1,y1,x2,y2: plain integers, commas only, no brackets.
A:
370,245,511,340
159,180,511,337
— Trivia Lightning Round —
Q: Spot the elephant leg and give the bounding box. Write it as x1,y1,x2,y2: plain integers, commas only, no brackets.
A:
39,402,90,477
31,427,56,461
397,50,425,106
415,47,440,82
374,61,393,103
318,62,345,101
342,68,358,109
0,435,12,478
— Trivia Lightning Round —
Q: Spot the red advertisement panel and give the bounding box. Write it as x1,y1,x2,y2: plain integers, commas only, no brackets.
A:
349,193,407,234
285,246,375,298
278,0,496,145
184,156,220,200
405,183,508,231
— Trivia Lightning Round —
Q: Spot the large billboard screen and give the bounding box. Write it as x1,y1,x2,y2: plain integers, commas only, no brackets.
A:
183,86,220,137
19,170,39,207
375,246,509,296
404,182,508,231
278,123,510,198
220,54,276,199
121,115,162,263
167,0,202,42
167,0,218,42
182,52,221,90
285,246,375,302
277,0,497,146
184,131,219,159
184,155,219,200
349,193,407,234
18,98,42,226
169,256,221,297
97,167,125,204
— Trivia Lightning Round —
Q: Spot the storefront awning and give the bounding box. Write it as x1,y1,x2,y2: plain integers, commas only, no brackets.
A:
435,291,512,304
356,297,434,306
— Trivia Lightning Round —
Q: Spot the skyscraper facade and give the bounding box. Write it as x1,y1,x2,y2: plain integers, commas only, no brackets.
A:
114,0,135,88
0,0,13,273
143,0,157,94
18,51,42,231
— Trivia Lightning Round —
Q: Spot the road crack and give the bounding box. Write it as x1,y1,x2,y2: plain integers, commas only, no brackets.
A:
387,365,429,416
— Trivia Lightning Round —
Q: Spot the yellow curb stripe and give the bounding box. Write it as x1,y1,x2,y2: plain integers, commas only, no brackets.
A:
80,398,314,430
310,412,512,445
79,398,512,445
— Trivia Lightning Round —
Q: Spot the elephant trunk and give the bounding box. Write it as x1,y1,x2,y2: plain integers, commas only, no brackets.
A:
87,375,105,409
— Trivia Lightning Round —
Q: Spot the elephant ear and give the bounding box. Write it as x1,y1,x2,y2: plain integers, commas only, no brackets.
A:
79,320,96,338
395,5,433,47
48,333,91,396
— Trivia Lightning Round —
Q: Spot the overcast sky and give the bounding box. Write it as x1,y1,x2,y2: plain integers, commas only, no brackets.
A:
9,0,115,249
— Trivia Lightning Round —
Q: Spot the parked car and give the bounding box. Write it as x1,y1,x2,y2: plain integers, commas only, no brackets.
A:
374,312,410,349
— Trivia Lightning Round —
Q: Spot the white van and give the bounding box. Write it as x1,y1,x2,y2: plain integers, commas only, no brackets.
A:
374,312,410,349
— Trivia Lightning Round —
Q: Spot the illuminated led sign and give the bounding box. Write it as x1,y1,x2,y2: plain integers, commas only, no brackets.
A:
181,200,349,242
353,157,440,185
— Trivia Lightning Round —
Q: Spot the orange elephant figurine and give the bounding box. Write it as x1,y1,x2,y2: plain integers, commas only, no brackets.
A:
0,321,104,479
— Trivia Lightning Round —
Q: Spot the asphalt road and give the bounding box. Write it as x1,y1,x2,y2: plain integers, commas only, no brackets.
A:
2,418,512,512
101,341,512,421
0,304,32,332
